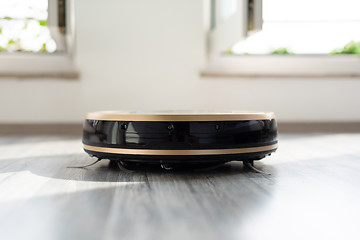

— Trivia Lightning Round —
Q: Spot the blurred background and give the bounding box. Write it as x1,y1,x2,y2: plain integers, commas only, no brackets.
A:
1,2,360,240
0,0,359,126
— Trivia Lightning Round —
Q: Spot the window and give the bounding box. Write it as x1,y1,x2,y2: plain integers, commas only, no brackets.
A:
232,0,360,55
0,0,77,78
204,0,360,78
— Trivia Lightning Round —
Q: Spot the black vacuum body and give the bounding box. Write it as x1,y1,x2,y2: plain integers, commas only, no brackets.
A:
82,111,278,167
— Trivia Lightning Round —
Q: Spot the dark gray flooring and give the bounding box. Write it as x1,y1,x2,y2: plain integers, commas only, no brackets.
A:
0,134,359,240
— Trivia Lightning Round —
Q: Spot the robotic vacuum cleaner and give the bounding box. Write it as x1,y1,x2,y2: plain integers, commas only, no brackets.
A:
82,111,278,169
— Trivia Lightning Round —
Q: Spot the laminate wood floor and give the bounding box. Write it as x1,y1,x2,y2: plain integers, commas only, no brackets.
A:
0,134,359,240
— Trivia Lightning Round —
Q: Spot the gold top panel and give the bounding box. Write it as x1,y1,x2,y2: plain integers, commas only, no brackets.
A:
86,111,275,121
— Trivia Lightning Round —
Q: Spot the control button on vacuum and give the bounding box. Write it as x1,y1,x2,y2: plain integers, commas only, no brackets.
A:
121,123,128,130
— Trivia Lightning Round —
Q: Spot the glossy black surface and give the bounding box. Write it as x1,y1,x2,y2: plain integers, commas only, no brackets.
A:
83,120,277,150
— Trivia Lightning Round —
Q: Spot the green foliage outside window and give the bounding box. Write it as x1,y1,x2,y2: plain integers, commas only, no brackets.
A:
270,48,294,55
330,41,360,55
0,18,51,53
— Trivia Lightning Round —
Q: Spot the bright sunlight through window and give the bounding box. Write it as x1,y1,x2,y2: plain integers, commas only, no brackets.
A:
0,0,57,53
232,0,360,55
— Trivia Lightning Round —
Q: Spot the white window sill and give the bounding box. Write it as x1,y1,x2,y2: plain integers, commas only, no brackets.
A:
0,53,79,79
201,55,360,78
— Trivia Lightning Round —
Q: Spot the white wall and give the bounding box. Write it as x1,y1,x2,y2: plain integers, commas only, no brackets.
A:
0,0,360,123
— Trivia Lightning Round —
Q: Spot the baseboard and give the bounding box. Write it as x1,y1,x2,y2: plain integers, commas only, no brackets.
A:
278,122,360,133
0,122,359,135
0,123,83,135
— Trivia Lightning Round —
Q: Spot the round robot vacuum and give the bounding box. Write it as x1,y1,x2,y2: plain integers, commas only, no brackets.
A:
82,111,278,169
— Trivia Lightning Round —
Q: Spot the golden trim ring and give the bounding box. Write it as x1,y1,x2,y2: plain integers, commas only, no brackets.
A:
83,143,278,156
86,111,275,121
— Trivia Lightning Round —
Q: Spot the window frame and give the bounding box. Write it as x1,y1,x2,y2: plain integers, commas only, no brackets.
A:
209,0,248,56
203,0,360,78
0,0,78,79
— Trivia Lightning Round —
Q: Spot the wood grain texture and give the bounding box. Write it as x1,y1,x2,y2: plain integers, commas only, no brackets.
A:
0,134,359,240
